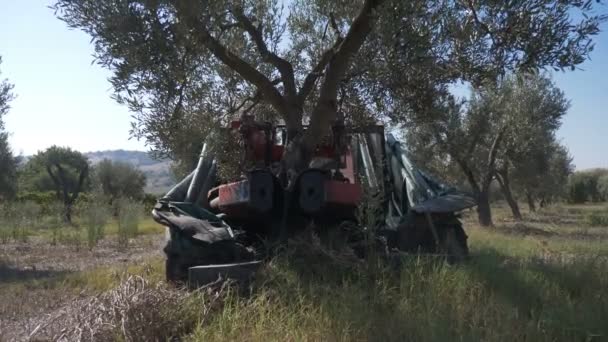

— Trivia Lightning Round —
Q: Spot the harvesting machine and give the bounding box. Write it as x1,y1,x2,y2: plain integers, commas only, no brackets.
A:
152,117,476,284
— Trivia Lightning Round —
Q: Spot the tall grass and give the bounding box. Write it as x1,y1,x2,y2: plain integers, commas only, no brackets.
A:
81,201,111,249
186,233,608,342
0,201,41,243
116,199,143,249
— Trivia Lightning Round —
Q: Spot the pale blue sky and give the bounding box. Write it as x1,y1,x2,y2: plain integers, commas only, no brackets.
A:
0,1,606,169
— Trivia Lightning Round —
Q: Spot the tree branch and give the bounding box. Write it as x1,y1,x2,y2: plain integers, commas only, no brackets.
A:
464,0,498,47
297,39,342,105
174,4,288,116
46,165,62,200
329,12,342,38
232,8,297,99
303,0,385,149
482,127,506,187
70,165,88,204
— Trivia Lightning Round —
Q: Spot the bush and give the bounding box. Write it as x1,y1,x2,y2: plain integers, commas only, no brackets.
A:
567,169,608,203
16,191,56,207
586,212,608,227
142,193,158,212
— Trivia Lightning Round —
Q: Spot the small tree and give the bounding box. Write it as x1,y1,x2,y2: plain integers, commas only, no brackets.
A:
93,159,147,203
28,146,90,223
0,56,17,201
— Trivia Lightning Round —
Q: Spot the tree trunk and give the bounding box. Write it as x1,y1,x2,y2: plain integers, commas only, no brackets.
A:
476,190,493,227
526,191,536,212
495,169,522,220
539,196,547,208
64,202,72,223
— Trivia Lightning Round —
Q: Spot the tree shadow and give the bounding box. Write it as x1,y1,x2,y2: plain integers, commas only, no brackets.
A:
464,247,607,339
258,237,607,341
493,222,557,238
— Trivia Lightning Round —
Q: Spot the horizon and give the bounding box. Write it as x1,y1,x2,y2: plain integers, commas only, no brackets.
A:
1,1,607,169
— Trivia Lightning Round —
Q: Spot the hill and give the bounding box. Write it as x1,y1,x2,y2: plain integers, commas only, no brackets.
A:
84,150,174,194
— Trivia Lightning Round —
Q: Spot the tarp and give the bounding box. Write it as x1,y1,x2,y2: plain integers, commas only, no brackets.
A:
385,134,477,213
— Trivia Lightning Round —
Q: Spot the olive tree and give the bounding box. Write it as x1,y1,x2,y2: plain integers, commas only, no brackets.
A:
28,146,90,223
53,0,605,186
93,158,147,202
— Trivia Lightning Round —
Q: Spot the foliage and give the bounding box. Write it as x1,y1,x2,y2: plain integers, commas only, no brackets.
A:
597,174,608,202
93,158,147,202
586,211,608,227
52,0,605,174
405,73,572,224
0,56,17,201
568,169,608,203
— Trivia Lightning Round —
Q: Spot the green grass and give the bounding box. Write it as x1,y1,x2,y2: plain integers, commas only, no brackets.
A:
23,217,164,244
5,203,608,341
182,228,608,342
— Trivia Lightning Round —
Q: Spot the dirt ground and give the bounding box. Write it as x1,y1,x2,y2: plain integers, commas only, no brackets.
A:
0,234,164,341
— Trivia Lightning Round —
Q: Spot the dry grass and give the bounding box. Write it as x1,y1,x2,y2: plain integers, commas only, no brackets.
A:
31,275,225,341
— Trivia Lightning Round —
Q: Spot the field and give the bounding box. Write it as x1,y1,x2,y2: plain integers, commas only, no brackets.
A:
1,203,607,341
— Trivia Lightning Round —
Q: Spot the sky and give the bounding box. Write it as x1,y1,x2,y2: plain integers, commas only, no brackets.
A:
0,1,607,169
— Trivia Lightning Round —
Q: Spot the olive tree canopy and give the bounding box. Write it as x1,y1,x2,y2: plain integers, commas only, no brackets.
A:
52,0,606,176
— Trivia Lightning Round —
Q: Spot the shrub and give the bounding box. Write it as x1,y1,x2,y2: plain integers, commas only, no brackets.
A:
568,169,608,203
586,212,608,227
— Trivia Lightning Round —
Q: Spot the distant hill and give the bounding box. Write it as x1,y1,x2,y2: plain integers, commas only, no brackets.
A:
84,150,175,194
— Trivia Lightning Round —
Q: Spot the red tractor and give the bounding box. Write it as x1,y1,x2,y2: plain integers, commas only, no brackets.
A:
153,117,475,284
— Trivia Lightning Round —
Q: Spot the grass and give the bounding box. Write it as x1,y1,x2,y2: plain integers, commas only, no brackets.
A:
13,217,164,247
4,202,608,341
183,227,608,342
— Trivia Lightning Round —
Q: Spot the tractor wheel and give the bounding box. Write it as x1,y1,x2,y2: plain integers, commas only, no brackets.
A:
439,222,469,263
